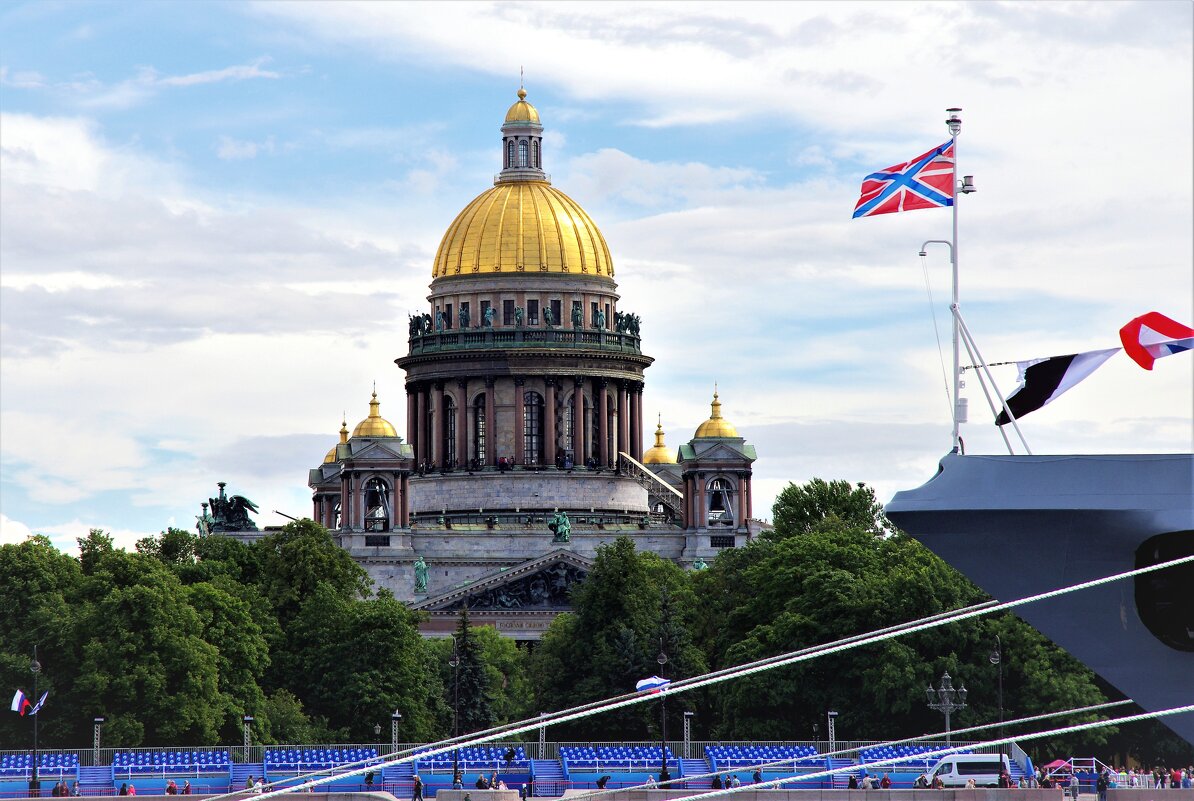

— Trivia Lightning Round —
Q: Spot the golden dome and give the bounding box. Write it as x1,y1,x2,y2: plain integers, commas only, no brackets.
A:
432,181,614,279
353,391,399,438
324,417,350,463
642,417,677,464
504,88,540,124
694,389,739,438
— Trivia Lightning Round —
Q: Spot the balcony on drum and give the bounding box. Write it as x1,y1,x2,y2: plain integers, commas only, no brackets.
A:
407,327,642,355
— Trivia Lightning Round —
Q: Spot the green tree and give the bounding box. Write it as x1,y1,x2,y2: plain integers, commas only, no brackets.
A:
283,584,442,741
768,478,887,539
471,624,532,726
449,608,493,735
527,537,705,739
252,519,371,628
0,536,84,747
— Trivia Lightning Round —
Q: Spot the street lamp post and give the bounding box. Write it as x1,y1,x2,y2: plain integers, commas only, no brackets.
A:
93,717,106,765
449,637,460,782
391,710,403,754
656,641,669,782
811,722,819,749
30,647,41,798
990,636,1004,746
925,671,968,745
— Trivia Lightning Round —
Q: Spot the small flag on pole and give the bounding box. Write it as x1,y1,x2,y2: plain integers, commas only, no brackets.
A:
635,676,670,693
852,141,955,218
1119,311,1193,370
10,689,31,716
29,691,48,716
995,348,1119,426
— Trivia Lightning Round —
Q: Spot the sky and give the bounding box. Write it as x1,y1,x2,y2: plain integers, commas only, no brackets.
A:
1,1,1191,554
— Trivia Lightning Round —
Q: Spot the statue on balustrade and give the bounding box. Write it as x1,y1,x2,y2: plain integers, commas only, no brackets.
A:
458,307,471,329
548,510,572,543
514,306,524,327
413,556,428,594
571,304,583,329
543,306,555,327
435,310,445,331
594,308,606,330
483,306,496,327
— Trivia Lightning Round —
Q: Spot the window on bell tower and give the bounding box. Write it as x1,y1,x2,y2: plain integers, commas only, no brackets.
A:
506,140,514,168
518,140,529,167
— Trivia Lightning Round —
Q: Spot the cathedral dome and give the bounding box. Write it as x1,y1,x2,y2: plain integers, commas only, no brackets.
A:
432,181,614,280
504,88,540,124
642,418,676,464
694,390,739,438
353,391,399,438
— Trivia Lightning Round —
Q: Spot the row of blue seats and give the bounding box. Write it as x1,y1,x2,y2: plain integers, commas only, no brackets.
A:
561,747,675,759
265,748,377,766
0,755,80,767
113,752,230,766
860,745,971,762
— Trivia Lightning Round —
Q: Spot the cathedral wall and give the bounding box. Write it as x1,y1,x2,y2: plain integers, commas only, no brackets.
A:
408,472,649,513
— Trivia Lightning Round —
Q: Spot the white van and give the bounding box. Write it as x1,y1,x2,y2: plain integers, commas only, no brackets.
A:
927,753,1012,788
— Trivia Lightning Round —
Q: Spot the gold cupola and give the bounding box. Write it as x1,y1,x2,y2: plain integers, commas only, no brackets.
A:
431,88,614,281
324,416,349,463
352,390,399,438
642,416,677,464
504,87,540,124
694,389,739,439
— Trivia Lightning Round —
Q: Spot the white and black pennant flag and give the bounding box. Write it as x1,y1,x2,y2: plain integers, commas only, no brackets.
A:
995,348,1119,426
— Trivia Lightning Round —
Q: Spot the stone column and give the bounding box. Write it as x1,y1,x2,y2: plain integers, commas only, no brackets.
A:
416,388,428,465
629,382,642,461
406,384,418,458
544,379,557,466
617,381,630,458
432,382,445,467
484,377,496,467
339,475,350,529
743,474,752,523
514,377,526,465
455,380,468,469
572,377,585,462
696,473,706,531
597,379,609,467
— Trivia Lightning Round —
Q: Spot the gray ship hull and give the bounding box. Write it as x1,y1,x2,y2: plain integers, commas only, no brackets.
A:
887,452,1194,744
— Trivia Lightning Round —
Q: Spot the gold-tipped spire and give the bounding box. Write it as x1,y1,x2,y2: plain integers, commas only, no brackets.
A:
642,413,677,464
694,387,739,438
325,413,350,464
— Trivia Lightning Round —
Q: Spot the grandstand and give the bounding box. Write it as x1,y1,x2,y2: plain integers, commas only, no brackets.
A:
0,740,1028,797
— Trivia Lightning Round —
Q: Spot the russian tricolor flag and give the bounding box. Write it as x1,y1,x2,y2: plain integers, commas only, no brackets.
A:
10,689,30,716
635,676,670,693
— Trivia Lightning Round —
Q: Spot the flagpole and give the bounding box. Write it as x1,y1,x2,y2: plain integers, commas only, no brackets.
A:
946,109,963,454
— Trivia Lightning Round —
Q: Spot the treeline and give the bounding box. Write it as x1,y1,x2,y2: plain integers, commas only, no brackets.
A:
1,480,1188,764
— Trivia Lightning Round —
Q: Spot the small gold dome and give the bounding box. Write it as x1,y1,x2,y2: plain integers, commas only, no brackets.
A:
504,88,541,124
432,181,613,279
694,390,739,438
353,391,399,438
324,417,350,463
642,417,676,464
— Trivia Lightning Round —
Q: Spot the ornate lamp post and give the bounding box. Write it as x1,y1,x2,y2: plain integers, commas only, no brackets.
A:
30,647,41,798
925,671,967,744
449,637,460,781
391,710,403,754
656,640,669,782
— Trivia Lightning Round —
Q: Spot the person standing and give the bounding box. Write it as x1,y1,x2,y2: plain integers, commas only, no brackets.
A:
1096,769,1110,801
412,774,424,801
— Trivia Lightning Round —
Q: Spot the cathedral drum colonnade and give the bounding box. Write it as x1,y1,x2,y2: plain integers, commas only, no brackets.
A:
306,89,763,640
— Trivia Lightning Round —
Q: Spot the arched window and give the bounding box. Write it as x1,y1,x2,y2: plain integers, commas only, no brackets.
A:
331,499,341,530
364,477,390,531
523,391,544,464
533,140,540,168
473,394,487,466
443,397,457,468
506,140,515,168
707,477,735,526
518,140,529,167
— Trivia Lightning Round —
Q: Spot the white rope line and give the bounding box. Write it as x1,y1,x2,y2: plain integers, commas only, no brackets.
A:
558,699,1138,801
667,705,1194,801
232,554,1193,801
